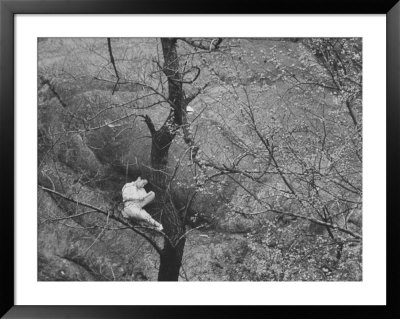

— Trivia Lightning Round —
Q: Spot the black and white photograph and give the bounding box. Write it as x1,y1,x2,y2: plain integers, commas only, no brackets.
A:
37,37,362,282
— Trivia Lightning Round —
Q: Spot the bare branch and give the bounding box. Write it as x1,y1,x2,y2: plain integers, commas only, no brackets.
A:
235,208,362,240
139,114,156,136
184,83,209,107
40,210,98,224
106,38,120,95
176,224,206,246
38,75,67,108
39,185,164,255
179,38,223,51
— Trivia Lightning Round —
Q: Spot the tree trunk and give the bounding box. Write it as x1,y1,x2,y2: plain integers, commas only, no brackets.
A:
157,186,187,281
149,123,186,281
148,38,187,281
150,38,184,188
158,237,186,281
150,123,174,188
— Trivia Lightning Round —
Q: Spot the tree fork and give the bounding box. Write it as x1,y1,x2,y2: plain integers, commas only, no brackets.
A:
147,38,188,281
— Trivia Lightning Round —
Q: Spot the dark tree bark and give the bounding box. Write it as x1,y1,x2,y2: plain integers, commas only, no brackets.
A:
149,38,184,188
150,119,175,188
145,38,221,281
157,201,186,281
149,120,186,281
158,239,186,281
146,38,187,281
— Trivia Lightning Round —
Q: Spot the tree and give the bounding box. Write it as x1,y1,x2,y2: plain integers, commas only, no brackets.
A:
38,37,223,281
38,37,362,281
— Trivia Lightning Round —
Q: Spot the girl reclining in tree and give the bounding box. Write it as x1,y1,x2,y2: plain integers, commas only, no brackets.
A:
121,177,163,231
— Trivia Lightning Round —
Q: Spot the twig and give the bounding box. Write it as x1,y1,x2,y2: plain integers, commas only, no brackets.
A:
81,207,110,256
175,224,205,246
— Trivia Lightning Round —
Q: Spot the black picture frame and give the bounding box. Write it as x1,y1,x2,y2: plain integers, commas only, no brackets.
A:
1,0,398,318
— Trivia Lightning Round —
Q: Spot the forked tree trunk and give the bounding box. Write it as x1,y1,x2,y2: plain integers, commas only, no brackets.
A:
148,38,187,281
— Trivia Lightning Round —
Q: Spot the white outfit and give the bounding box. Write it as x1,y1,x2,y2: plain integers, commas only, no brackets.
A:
121,179,163,231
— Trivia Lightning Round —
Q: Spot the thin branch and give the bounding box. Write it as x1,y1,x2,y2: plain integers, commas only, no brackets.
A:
179,38,223,51
38,75,67,108
184,83,209,107
235,208,362,240
175,224,205,246
40,210,98,224
175,66,201,84
82,209,111,256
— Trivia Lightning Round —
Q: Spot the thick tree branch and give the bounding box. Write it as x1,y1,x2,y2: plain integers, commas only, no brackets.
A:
39,185,164,255
107,38,120,94
139,114,156,136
